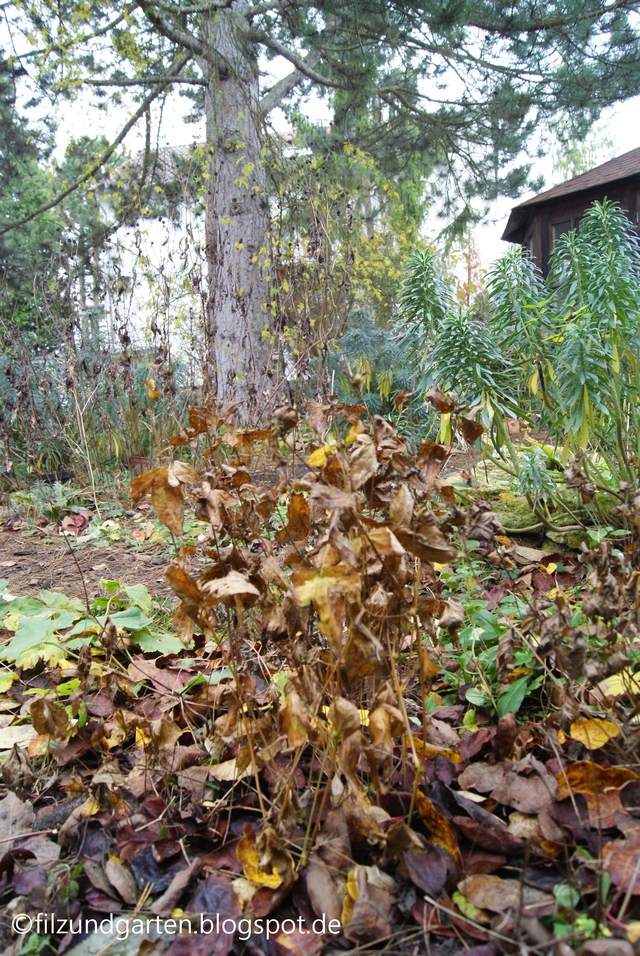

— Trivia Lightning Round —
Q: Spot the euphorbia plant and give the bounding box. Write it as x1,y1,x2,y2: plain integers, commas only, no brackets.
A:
399,200,640,531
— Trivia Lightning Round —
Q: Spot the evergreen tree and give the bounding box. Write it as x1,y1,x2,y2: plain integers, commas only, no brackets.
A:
0,52,62,332
3,0,640,420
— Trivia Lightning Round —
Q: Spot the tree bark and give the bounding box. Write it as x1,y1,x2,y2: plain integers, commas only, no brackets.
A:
201,3,286,424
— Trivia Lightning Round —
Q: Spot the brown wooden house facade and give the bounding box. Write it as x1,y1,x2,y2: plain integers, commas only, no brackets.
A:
501,146,640,275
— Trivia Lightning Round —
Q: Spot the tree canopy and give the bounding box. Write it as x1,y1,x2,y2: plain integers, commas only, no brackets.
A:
3,0,640,417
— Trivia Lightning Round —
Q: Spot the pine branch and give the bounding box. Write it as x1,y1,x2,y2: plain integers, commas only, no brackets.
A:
259,49,321,114
249,32,345,89
6,12,129,62
87,74,205,86
136,1,206,56
0,56,190,239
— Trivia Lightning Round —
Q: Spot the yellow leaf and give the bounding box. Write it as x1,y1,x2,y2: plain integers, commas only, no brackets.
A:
237,839,282,888
452,890,489,923
570,717,620,750
341,869,358,926
307,446,328,467
626,921,640,944
323,703,370,728
135,727,150,747
236,826,294,891
437,413,452,445
80,796,101,817
406,734,460,763
546,562,557,574
598,669,640,699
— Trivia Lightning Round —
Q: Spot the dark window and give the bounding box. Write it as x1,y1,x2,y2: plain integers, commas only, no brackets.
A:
524,232,534,258
552,220,572,243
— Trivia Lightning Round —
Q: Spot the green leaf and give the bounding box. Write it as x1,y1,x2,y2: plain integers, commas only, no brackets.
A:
122,584,152,616
179,667,234,694
465,686,490,708
69,607,152,636
133,629,188,654
462,707,477,727
553,883,580,909
469,608,504,640
3,596,50,627
56,678,81,695
497,675,529,717
271,670,295,702
39,591,86,615
2,623,67,668
109,607,153,631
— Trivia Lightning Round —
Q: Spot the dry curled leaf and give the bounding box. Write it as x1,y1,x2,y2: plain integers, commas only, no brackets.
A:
603,829,640,895
293,566,361,651
237,825,294,891
275,492,310,543
342,864,395,943
201,570,261,606
557,761,638,828
30,698,70,741
348,435,378,489
415,791,462,868
457,874,555,917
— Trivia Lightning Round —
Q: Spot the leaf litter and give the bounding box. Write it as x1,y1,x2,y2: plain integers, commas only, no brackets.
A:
2,402,640,955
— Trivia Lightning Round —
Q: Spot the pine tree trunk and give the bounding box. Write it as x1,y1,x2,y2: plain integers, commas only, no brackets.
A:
201,4,286,424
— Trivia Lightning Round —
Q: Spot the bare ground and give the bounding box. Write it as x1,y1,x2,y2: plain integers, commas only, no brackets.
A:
0,531,174,602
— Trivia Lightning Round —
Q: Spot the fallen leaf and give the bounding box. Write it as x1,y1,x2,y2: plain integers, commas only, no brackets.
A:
394,525,456,564
604,829,640,895
279,689,312,749
570,717,620,750
457,874,555,917
168,460,201,486
403,844,448,896
201,570,261,606
0,725,37,751
415,792,462,868
389,484,414,529
30,697,70,741
293,566,361,651
426,386,456,413
104,857,138,905
0,792,35,847
343,864,394,943
452,816,525,856
316,807,352,871
275,928,325,956
491,757,558,814
557,762,638,828
149,857,204,916
237,825,294,891
275,493,310,543
458,763,505,793
210,757,254,782
305,853,343,924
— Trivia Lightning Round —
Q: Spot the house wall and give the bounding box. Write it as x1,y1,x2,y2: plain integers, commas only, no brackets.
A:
526,176,640,275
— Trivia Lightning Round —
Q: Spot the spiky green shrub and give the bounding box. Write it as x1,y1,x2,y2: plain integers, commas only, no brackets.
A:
398,200,640,524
